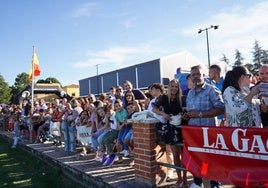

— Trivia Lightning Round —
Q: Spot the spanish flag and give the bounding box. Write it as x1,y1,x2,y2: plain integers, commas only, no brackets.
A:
29,48,41,81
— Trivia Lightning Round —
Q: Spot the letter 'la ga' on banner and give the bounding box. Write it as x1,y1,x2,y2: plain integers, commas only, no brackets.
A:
29,49,41,81
182,126,268,187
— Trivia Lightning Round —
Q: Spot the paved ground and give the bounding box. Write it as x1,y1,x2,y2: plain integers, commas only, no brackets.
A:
0,130,234,188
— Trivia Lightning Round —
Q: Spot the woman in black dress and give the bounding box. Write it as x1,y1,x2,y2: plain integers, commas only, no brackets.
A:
153,79,185,187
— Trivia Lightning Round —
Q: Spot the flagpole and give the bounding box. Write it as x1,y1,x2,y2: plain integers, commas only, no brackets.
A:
31,46,35,115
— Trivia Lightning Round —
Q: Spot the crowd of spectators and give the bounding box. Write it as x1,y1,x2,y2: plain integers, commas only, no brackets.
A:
0,80,147,166
0,64,267,188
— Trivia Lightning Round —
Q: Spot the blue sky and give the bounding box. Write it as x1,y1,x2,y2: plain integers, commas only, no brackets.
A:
1,0,268,86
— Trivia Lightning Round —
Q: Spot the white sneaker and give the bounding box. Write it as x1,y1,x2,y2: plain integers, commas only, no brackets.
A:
189,183,204,188
93,157,101,162
57,144,64,148
80,152,87,157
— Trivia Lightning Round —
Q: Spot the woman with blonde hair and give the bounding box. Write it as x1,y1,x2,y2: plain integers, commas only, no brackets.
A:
153,79,186,187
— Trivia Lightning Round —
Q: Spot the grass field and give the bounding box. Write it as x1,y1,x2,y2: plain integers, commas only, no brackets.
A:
0,137,79,188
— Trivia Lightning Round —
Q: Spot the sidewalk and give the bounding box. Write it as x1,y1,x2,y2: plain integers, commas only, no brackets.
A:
0,130,234,188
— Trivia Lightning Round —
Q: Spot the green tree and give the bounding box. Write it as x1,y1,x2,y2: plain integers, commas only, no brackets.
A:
220,53,229,65
45,77,61,85
251,40,268,73
37,77,61,85
233,49,244,67
11,72,30,95
0,74,12,104
36,79,47,83
252,40,262,70
262,50,268,64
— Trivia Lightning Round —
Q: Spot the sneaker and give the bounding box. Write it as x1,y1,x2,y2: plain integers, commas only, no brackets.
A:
55,141,62,146
93,153,102,161
103,154,113,166
211,181,220,188
80,152,87,157
11,145,16,149
93,157,101,162
124,150,130,157
105,154,118,166
129,160,134,167
101,154,108,164
119,150,125,155
57,144,64,148
189,183,204,188
43,140,50,144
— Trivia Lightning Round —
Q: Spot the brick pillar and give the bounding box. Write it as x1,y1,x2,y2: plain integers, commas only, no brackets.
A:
133,122,158,187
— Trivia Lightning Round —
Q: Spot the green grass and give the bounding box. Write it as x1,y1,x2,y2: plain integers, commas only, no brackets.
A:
0,137,80,188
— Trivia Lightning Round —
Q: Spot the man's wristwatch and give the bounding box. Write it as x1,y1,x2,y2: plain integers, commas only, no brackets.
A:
198,112,203,118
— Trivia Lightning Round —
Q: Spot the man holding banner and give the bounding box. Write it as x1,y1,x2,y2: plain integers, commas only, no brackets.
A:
185,65,225,188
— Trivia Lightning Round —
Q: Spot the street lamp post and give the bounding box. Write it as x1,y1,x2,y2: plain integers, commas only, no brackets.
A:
198,25,219,67
96,64,100,95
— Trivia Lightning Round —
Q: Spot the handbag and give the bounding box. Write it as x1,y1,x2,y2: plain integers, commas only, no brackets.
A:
169,114,181,127
155,122,182,145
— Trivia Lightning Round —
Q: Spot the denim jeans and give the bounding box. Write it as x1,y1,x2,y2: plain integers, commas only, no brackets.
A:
91,129,109,150
97,130,109,150
14,121,20,137
124,128,133,140
118,126,131,151
62,121,76,153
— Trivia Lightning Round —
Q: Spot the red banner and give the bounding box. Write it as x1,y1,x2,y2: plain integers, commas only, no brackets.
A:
182,126,268,187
